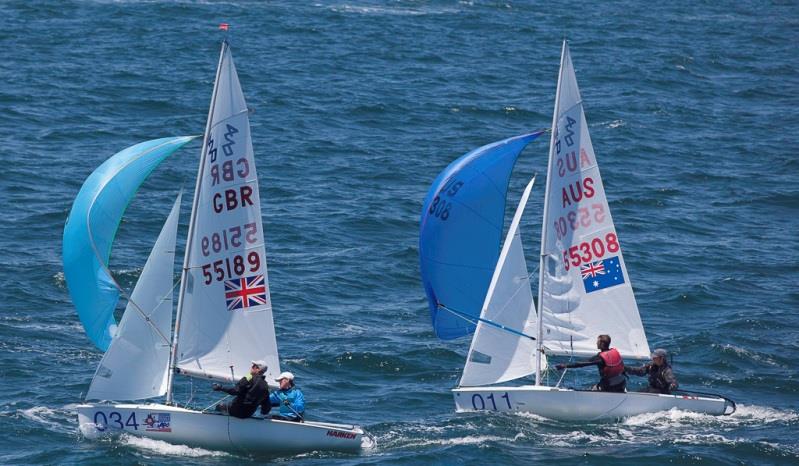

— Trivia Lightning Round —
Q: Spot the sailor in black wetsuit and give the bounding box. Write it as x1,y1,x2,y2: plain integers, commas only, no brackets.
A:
213,360,270,419
555,334,627,393
625,348,678,394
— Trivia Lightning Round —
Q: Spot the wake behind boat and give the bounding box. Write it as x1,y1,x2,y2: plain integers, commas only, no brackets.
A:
419,41,735,421
63,40,364,454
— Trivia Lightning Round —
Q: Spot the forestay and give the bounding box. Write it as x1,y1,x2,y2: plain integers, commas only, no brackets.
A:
420,131,544,340
86,194,181,401
174,42,280,383
63,136,195,351
538,42,649,359
461,178,544,387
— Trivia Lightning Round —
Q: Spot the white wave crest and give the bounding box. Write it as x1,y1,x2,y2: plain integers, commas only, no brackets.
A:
325,4,458,16
361,432,378,450
404,434,517,448
543,429,636,447
673,433,740,446
119,434,230,458
714,343,782,366
623,404,798,428
374,421,524,451
511,411,550,422
16,405,73,434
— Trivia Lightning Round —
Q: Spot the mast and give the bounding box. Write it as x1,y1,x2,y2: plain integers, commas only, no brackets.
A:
535,40,567,386
165,41,228,404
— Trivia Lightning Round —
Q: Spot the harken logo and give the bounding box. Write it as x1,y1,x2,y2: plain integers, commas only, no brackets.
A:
326,430,356,440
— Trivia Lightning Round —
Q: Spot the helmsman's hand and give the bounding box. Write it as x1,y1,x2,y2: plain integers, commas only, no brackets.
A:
283,399,291,406
555,364,566,371
212,383,222,391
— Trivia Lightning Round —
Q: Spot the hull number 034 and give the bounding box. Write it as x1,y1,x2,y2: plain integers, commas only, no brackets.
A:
93,411,139,432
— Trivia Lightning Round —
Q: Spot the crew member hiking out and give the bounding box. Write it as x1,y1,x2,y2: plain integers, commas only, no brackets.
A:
554,334,627,392
267,371,305,422
625,348,678,394
213,360,270,419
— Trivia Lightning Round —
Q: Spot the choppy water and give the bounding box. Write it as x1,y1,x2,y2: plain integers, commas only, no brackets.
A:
1,0,797,464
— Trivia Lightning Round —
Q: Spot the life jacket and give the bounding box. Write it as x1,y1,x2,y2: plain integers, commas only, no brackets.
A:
599,348,625,380
649,364,675,393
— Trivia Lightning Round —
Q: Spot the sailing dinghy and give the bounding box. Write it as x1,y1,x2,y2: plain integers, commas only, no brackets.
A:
420,41,735,421
64,41,364,454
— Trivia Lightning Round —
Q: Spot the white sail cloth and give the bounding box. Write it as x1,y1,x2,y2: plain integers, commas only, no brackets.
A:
539,42,650,359
86,194,181,401
461,178,545,386
175,43,280,383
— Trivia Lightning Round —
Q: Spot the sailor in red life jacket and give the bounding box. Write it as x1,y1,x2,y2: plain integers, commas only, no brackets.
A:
554,334,627,393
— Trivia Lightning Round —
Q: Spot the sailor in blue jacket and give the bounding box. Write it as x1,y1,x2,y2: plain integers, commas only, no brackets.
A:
267,371,305,422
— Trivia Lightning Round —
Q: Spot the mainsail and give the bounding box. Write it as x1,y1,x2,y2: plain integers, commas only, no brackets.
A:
172,41,280,385
420,131,545,340
460,178,543,387
86,194,181,401
537,42,650,360
63,136,195,351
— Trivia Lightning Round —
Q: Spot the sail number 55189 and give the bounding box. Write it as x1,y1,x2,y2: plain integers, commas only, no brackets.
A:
201,252,261,284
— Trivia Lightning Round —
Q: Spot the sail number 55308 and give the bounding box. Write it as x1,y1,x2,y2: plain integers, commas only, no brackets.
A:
562,233,619,271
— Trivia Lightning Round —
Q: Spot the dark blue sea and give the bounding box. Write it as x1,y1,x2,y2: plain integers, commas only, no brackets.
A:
1,1,797,464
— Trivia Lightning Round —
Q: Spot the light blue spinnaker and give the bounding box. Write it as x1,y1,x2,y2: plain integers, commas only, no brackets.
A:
419,131,544,340
63,136,195,351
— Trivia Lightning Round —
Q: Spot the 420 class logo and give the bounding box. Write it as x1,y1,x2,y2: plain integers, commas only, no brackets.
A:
143,413,172,432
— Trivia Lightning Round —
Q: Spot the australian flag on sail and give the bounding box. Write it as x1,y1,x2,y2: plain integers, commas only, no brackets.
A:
224,275,268,311
581,256,625,293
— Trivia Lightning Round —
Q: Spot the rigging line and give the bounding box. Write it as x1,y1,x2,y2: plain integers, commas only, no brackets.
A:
118,277,180,347
526,268,539,281
555,336,575,388
437,303,536,341
113,190,184,348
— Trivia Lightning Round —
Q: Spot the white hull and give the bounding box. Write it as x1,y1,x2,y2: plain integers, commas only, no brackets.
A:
453,385,731,421
77,403,364,454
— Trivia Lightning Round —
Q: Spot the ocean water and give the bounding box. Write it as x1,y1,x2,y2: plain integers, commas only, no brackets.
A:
1,0,797,464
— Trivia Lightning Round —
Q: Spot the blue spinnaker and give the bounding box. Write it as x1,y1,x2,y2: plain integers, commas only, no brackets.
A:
419,131,544,340
63,136,195,351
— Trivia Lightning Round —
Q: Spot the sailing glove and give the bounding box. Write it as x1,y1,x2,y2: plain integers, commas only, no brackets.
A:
212,383,222,391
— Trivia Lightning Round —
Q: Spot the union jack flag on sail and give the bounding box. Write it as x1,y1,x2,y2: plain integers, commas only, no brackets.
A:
224,275,268,311
581,260,606,279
